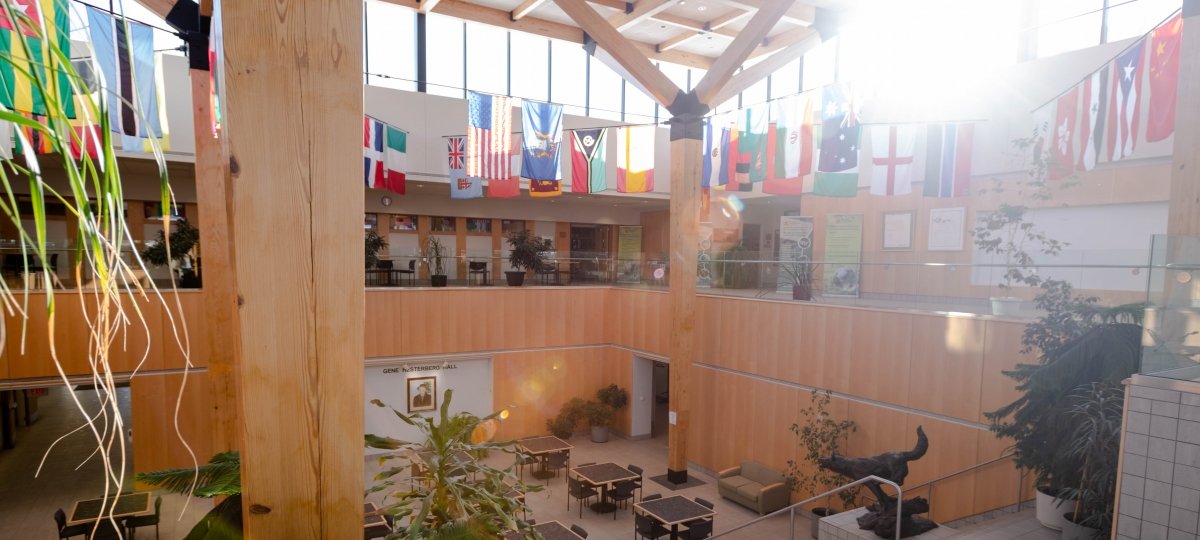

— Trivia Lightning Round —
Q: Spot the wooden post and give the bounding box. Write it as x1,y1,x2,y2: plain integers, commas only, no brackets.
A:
1169,0,1200,236
220,0,364,537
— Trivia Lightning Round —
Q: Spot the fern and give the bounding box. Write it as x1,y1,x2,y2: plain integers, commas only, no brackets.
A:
136,451,241,498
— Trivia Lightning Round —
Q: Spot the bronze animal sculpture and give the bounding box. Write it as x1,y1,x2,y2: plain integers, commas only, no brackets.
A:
817,426,937,538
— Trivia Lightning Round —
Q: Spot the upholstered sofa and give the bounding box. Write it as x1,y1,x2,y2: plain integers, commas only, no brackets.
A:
717,461,790,515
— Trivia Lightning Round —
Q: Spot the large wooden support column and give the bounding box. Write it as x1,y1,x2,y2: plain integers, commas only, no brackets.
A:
1169,0,1200,236
666,95,707,483
220,0,364,537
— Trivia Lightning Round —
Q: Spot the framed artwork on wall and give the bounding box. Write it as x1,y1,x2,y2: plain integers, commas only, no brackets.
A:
430,216,456,232
882,210,914,251
391,215,417,231
466,218,492,233
407,376,437,413
927,207,966,251
364,213,378,231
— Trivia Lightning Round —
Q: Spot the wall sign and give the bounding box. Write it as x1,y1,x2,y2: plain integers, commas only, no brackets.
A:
823,214,863,297
928,207,966,251
882,210,914,251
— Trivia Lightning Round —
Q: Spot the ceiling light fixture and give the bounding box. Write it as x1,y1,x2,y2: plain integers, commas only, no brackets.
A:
697,4,706,11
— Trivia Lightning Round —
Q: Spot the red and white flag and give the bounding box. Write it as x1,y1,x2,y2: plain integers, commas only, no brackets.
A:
467,91,513,181
1049,87,1078,180
1107,40,1144,161
1146,14,1182,142
869,124,916,196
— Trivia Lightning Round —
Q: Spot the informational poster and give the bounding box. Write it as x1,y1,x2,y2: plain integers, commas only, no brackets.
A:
882,211,914,250
823,214,863,297
617,225,643,283
698,223,714,288
777,216,814,293
928,207,966,251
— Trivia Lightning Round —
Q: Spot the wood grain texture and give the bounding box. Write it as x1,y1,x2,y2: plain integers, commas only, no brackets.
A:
692,0,796,105
221,0,364,535
668,137,703,475
491,346,632,440
131,372,215,489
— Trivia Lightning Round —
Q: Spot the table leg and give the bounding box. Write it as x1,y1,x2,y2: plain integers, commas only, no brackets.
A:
671,524,679,540
530,455,555,480
589,483,617,514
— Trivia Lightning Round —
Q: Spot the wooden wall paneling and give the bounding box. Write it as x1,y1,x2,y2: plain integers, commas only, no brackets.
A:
776,302,807,385
977,320,1030,423
491,218,503,281
157,292,208,371
815,307,854,394
903,415,981,523
131,372,215,487
970,429,1026,515
417,215,430,280
847,310,913,407
127,201,146,244
906,314,986,422
456,217,468,279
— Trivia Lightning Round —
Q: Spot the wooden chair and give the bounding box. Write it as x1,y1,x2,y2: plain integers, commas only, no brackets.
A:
634,513,670,540
678,518,713,540
608,480,637,519
544,451,570,484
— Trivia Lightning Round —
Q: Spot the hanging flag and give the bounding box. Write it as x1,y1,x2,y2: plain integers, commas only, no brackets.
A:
1031,102,1055,165
1078,67,1107,172
0,0,72,117
1146,14,1182,142
741,106,770,182
208,0,222,138
487,134,521,198
521,100,562,181
467,91,513,181
923,123,974,198
363,116,385,188
383,125,407,195
1107,40,1144,161
716,120,733,188
529,179,562,197
15,113,52,154
616,125,654,193
86,6,159,137
813,84,860,197
447,136,482,199
570,128,607,193
765,93,814,196
118,54,171,152
869,125,916,196
701,117,724,188
1049,87,1078,180
724,120,752,192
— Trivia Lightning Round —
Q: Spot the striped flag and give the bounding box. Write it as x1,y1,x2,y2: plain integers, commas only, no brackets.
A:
742,106,769,183
570,128,607,193
363,116,385,188
0,0,73,117
813,83,859,197
923,123,973,198
467,91,513,181
616,126,654,193
701,116,725,188
86,6,158,137
383,125,407,195
763,93,813,195
1107,40,1144,162
1078,67,1107,172
487,134,521,198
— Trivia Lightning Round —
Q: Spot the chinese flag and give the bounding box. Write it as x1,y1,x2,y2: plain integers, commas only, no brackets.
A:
1146,14,1182,142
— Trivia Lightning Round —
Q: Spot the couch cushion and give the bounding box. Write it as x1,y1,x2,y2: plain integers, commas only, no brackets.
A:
719,475,752,491
736,481,764,502
740,461,784,485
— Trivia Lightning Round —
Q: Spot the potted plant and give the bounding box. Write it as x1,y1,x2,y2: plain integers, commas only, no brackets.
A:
546,398,585,439
592,384,629,443
1059,383,1123,540
142,220,202,288
971,203,1065,315
505,230,552,287
580,400,615,443
780,260,814,301
364,229,387,270
424,236,448,287
785,390,857,538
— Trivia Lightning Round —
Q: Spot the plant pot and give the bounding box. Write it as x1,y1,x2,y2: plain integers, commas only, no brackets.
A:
1035,487,1073,530
430,275,447,287
792,284,812,301
590,425,609,443
506,271,526,287
1060,512,1098,540
990,296,1022,316
810,507,838,539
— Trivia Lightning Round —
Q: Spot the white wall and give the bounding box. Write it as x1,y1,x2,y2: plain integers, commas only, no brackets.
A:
363,357,493,456
629,355,654,439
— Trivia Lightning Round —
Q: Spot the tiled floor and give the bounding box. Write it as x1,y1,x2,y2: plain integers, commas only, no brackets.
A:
949,509,1060,539
0,386,212,539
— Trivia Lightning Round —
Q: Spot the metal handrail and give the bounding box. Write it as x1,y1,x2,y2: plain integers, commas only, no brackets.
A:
708,475,904,540
857,452,1027,521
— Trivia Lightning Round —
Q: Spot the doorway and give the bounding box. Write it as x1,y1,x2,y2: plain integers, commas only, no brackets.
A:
651,361,670,439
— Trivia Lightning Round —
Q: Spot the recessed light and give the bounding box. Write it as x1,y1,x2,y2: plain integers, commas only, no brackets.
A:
697,4,706,11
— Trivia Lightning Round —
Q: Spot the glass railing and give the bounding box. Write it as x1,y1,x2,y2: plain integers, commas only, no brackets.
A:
1141,235,1200,379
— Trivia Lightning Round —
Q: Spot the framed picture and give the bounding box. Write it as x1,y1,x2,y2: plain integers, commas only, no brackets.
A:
466,218,492,233
391,215,417,231
407,376,437,413
430,216,456,233
363,213,378,231
882,211,914,251
928,207,966,251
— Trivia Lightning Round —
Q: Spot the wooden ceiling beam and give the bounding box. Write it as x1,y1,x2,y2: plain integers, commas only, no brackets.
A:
709,29,820,105
713,0,816,26
553,0,683,107
653,12,739,37
607,0,676,32
655,8,750,52
418,0,443,13
381,0,715,69
692,0,794,105
747,25,818,60
510,0,550,21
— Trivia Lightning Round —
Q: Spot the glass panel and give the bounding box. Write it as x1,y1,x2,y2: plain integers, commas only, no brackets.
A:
771,58,802,101
550,39,587,116
426,14,464,97
430,216,457,232
1106,0,1181,43
365,0,416,91
741,59,769,107
589,58,623,121
658,62,690,119
502,220,526,235
1036,0,1103,58
803,36,837,90
625,82,657,123
511,32,549,102
466,22,508,95
1141,235,1200,378
391,215,418,231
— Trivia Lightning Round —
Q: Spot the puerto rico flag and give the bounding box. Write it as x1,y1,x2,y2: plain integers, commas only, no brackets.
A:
1107,40,1144,162
467,91,513,181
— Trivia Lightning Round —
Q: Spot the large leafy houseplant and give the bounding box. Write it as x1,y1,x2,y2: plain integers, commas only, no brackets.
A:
1060,383,1124,539
365,229,388,269
504,229,551,286
366,389,540,539
142,219,201,287
786,390,858,511
424,235,448,287
136,451,244,540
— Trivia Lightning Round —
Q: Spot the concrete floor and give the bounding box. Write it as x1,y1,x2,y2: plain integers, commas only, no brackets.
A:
0,385,212,539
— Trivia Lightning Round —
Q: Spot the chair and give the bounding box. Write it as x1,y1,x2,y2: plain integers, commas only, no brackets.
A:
608,480,637,518
396,259,416,286
544,451,570,484
467,261,489,285
54,508,89,539
125,495,162,539
678,518,713,540
634,513,670,540
570,524,589,538
687,497,715,530
535,262,559,285
641,493,662,502
694,497,714,510
566,477,598,518
88,520,123,540
627,464,644,500
516,449,538,479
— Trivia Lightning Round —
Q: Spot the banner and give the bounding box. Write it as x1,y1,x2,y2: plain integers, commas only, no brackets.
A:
777,216,814,293
822,214,862,297
616,226,643,283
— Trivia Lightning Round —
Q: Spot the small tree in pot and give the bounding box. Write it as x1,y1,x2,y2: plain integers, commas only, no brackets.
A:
424,236,448,287
505,230,551,286
592,384,629,443
580,400,615,443
1059,382,1123,540
364,229,387,270
142,220,202,288
971,203,1065,315
786,390,857,538
546,398,586,439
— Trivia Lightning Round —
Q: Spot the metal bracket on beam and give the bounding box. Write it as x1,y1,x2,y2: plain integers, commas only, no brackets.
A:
666,90,709,141
165,1,210,71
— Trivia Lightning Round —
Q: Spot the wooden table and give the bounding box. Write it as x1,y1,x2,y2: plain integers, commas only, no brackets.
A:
67,491,152,526
572,462,639,514
517,436,572,479
634,495,715,539
502,520,584,540
364,501,390,538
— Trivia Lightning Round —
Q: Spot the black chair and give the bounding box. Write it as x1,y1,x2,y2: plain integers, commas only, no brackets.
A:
566,477,598,518
570,524,589,538
467,261,489,285
88,520,123,540
125,495,162,539
641,493,662,502
608,480,637,518
678,518,713,540
688,497,716,530
516,449,538,479
545,451,570,484
54,508,90,539
634,513,670,540
627,464,644,500
535,262,559,285
396,259,416,286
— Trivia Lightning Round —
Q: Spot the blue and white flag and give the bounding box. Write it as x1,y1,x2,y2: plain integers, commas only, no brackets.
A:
447,136,482,199
520,100,563,181
85,6,161,139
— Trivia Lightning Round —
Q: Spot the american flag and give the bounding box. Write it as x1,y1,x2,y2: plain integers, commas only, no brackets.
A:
467,91,512,181
447,136,466,171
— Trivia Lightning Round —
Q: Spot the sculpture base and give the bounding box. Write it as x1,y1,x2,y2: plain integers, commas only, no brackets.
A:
818,508,957,540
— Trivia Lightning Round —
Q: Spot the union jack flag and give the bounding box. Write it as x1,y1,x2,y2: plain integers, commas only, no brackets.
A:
447,136,466,171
